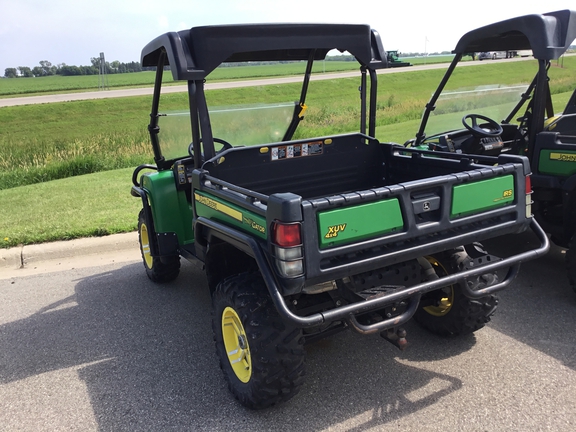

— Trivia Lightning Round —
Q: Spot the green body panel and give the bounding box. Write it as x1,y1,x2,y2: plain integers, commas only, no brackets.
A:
537,149,576,177
451,175,514,218
194,191,267,240
317,199,404,248
142,170,194,245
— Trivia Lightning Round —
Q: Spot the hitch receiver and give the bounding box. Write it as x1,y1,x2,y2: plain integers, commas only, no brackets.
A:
381,327,408,350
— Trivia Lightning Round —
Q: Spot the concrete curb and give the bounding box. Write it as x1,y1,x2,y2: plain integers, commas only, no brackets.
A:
0,232,139,271
0,245,22,270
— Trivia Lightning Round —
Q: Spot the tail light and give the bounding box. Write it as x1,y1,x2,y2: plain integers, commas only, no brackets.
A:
525,175,533,218
272,221,304,277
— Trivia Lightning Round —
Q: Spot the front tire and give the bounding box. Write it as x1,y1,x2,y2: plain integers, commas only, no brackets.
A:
138,209,180,283
212,273,306,409
414,247,498,336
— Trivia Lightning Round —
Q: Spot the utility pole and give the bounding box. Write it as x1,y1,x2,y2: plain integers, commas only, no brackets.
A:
98,52,109,90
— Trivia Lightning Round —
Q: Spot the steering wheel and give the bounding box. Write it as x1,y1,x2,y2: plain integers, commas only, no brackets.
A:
188,137,233,157
462,114,503,137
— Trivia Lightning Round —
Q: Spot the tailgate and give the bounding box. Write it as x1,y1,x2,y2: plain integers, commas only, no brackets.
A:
302,162,530,285
317,174,515,249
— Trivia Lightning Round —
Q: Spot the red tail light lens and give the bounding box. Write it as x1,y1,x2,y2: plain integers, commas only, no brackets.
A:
525,176,532,194
273,222,301,247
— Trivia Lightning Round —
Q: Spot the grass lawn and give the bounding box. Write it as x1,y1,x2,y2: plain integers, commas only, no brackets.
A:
0,103,422,248
0,61,362,97
0,57,461,97
1,88,574,249
0,168,142,248
6,58,575,191
1,56,575,248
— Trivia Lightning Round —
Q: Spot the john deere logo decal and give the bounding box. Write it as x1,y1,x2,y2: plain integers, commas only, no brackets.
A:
550,152,576,162
325,224,347,239
195,193,242,221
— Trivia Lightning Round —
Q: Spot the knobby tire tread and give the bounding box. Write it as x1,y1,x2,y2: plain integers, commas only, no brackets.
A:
212,272,306,409
414,247,498,337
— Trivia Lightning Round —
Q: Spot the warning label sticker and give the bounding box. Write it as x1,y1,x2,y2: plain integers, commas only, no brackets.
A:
271,141,323,161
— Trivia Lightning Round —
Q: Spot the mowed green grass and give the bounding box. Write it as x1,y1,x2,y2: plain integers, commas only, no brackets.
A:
5,57,574,190
3,91,574,248
1,57,575,247
0,61,361,96
0,72,173,96
0,57,462,97
0,169,143,248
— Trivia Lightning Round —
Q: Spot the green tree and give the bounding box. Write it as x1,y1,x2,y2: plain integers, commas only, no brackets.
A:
39,60,54,76
4,68,17,78
18,66,33,77
59,65,82,76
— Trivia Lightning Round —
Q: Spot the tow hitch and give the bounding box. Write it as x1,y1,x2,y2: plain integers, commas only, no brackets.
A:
381,327,408,350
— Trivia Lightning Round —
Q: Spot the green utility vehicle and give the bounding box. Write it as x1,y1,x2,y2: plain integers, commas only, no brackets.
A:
386,50,412,67
132,24,548,409
406,10,576,291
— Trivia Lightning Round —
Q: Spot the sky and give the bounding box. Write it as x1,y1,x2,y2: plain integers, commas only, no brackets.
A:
0,0,574,74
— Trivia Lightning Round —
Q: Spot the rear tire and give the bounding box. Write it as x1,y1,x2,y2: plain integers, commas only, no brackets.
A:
212,273,306,409
414,247,498,336
138,209,180,283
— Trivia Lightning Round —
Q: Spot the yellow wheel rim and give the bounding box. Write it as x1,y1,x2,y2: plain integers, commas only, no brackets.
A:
423,257,454,316
140,222,153,269
222,307,252,383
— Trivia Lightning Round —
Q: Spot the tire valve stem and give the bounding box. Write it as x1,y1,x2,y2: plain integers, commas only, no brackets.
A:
380,327,409,351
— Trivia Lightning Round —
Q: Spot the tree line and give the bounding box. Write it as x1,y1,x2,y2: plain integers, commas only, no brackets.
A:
4,50,482,78
3,58,144,78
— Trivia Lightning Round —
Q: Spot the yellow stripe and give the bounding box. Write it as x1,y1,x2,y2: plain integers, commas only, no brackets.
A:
194,193,243,222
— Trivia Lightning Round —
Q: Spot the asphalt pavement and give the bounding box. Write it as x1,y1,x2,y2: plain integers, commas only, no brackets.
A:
1,231,576,431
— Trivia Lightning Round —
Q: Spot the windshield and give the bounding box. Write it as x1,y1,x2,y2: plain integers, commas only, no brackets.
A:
209,102,296,144
158,102,296,161
424,84,529,139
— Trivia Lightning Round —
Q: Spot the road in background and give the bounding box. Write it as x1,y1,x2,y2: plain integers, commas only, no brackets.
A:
0,57,533,108
1,231,575,431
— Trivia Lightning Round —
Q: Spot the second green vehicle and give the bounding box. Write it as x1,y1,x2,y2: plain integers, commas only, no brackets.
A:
406,9,576,291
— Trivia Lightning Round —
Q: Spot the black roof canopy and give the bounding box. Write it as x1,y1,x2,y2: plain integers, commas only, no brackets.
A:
141,23,388,80
453,9,576,60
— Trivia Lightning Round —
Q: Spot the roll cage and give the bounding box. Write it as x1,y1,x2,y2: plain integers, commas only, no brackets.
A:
415,9,576,159
140,24,388,171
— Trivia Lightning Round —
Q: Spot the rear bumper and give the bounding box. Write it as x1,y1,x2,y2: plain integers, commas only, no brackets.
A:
198,216,549,334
